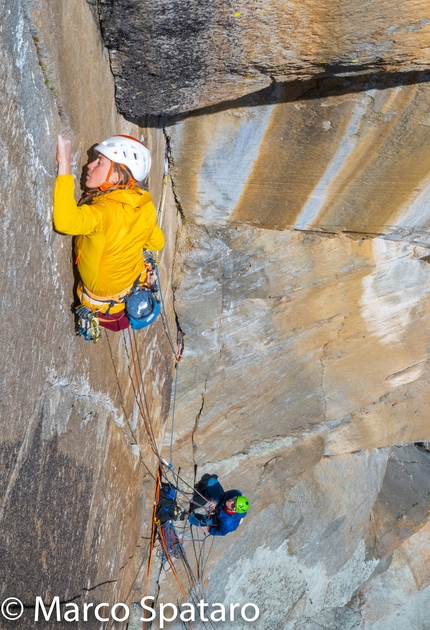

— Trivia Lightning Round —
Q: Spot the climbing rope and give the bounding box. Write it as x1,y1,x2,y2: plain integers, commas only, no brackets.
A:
170,364,179,466
157,144,170,230
142,469,162,629
157,522,184,563
154,262,184,360
127,326,160,459
110,141,217,627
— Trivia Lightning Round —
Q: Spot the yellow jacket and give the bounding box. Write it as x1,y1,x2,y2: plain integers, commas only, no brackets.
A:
53,175,164,298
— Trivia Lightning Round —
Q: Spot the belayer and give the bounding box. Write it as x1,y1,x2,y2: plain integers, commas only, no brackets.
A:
188,474,250,536
54,135,165,335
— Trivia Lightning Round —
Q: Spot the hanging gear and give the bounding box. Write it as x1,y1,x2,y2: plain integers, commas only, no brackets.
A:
142,250,158,291
76,308,102,342
143,250,156,267
95,135,151,181
156,483,178,525
124,287,160,330
76,305,92,319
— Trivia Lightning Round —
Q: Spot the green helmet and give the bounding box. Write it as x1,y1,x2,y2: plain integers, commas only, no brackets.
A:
235,495,250,514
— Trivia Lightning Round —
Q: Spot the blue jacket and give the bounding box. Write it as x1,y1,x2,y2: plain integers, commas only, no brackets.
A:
188,481,248,536
208,509,246,537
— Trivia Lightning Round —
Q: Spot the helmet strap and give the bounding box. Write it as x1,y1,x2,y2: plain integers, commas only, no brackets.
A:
98,160,115,191
97,162,136,192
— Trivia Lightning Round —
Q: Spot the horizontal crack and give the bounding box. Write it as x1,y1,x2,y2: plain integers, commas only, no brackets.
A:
83,579,118,593
22,594,82,609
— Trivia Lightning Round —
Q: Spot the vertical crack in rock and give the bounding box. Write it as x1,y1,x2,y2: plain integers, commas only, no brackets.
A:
150,561,163,615
350,497,369,533
163,127,185,221
320,341,329,423
191,378,208,467
319,310,349,425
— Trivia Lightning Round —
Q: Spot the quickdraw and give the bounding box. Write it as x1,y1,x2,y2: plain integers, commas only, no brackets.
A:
77,309,102,342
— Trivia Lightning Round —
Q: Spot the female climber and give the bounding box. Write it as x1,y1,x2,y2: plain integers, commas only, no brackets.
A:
54,134,164,334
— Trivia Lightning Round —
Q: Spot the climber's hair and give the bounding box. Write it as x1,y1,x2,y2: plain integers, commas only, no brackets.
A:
78,163,135,206
112,163,134,186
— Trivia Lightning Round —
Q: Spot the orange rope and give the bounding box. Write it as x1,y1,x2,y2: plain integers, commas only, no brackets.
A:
142,469,161,630
159,527,187,600
159,525,193,630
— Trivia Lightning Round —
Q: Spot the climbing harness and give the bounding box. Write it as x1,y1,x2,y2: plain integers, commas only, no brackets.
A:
77,279,136,313
76,251,161,340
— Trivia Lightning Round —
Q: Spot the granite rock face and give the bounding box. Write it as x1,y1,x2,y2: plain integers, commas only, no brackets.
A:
157,445,430,629
155,221,430,626
167,79,430,237
1,1,177,626
170,226,430,467
97,0,430,115
5,0,430,628
155,71,430,624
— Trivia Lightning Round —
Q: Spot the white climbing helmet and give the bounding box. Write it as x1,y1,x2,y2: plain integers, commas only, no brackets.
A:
94,135,151,181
